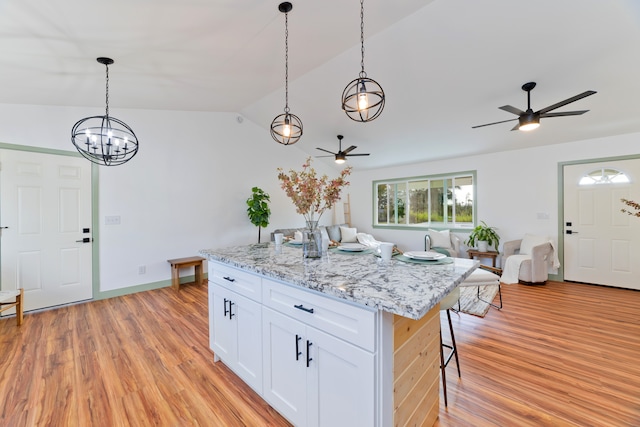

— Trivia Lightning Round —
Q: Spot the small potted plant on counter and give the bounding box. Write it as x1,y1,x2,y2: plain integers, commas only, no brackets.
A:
466,221,500,252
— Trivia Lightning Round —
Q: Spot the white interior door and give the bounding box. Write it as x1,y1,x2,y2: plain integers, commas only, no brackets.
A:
563,159,640,289
0,149,93,311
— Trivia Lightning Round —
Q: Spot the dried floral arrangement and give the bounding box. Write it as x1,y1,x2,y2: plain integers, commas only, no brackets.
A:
277,157,352,225
621,198,640,217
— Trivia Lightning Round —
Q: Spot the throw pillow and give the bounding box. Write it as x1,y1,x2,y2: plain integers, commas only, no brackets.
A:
427,229,451,249
340,226,358,243
520,234,549,255
326,225,342,242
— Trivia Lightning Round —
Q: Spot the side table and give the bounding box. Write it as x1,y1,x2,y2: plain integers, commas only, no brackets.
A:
467,249,499,268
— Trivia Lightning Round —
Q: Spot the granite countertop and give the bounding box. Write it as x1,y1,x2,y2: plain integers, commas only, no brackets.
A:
200,243,479,320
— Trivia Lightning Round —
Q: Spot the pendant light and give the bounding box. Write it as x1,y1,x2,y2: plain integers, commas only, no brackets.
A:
270,2,303,145
71,57,139,166
341,0,385,122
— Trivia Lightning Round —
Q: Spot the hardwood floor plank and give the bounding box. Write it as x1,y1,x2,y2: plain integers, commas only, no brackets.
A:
1,279,638,426
436,281,640,427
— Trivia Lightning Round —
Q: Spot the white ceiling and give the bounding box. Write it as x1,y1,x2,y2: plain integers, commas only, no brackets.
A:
2,0,639,169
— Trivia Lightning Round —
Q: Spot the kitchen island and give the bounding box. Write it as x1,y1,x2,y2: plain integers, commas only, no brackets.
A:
200,243,478,427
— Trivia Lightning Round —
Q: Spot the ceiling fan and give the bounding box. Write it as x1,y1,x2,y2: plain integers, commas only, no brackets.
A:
316,135,370,164
472,82,597,131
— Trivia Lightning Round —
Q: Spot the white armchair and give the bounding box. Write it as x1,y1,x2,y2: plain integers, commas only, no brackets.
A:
502,235,554,284
424,229,461,257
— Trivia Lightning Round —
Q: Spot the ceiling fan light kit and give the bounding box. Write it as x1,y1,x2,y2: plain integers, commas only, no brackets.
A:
270,2,303,145
472,81,596,131
518,113,540,131
341,0,385,123
71,57,139,166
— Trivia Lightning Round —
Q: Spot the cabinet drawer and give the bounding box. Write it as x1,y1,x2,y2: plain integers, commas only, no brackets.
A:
209,262,262,303
262,278,376,352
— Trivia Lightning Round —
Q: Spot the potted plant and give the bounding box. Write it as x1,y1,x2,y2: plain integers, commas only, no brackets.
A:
466,221,500,252
246,187,271,243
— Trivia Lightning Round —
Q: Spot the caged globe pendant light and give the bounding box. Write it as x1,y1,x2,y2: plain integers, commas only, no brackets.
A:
341,0,385,122
270,2,303,145
71,57,139,166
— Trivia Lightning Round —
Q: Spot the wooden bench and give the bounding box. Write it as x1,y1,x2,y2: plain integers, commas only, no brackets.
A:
0,288,24,326
167,256,206,291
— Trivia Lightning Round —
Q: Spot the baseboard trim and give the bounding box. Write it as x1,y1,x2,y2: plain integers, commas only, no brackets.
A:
95,274,208,300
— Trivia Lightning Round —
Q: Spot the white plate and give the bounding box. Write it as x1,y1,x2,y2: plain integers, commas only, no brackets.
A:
288,240,303,245
404,251,446,260
337,243,367,252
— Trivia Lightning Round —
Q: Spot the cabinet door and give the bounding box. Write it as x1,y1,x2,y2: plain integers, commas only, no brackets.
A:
262,307,308,427
307,327,375,427
234,294,263,392
210,284,235,361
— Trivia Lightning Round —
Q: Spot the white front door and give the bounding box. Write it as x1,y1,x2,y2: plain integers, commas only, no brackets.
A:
0,149,93,311
563,159,640,289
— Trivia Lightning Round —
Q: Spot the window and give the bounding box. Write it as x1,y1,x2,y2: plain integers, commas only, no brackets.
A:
374,171,475,229
579,168,630,185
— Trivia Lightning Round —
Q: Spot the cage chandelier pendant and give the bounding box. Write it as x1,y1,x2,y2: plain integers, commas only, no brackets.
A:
341,0,385,122
270,2,303,145
71,57,139,166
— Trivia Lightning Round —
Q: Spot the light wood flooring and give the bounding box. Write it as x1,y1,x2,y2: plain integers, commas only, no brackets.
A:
0,280,638,426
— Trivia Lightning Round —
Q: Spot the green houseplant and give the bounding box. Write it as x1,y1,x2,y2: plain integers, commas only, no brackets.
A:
246,187,271,243
466,221,500,252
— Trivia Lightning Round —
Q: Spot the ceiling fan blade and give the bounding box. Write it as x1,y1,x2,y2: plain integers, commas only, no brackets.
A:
316,147,336,155
472,118,518,129
346,153,370,157
499,105,525,116
510,123,520,131
315,155,334,158
342,145,357,154
540,110,589,118
537,90,597,115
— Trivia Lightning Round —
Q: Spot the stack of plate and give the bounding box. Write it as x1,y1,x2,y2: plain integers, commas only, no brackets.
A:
403,251,446,261
337,243,367,252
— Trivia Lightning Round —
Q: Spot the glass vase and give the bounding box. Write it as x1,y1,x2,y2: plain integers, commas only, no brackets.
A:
303,220,322,258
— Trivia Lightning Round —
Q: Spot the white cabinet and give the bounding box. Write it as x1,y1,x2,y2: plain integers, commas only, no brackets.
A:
208,261,377,427
209,266,263,392
262,300,375,427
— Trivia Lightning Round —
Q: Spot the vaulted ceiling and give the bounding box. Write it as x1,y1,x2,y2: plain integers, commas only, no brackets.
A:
2,0,639,168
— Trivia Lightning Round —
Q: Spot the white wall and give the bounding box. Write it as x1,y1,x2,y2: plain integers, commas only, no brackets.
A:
0,103,327,292
347,133,640,261
1,101,637,291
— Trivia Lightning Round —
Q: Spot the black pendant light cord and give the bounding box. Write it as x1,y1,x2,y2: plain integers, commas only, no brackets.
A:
284,10,290,113
359,0,366,78
104,63,110,118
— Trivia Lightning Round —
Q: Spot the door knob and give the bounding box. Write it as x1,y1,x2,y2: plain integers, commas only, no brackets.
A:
76,237,92,243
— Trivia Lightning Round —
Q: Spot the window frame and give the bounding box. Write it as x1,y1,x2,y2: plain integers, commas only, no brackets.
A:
372,170,477,231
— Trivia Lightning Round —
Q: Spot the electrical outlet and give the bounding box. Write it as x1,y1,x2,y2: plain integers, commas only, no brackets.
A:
138,265,146,274
105,215,121,225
